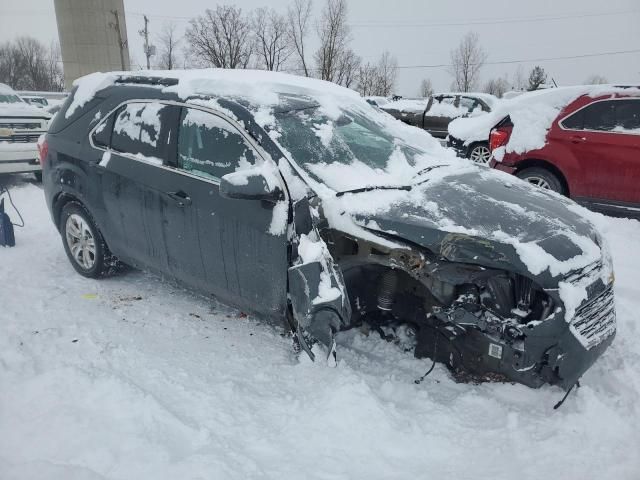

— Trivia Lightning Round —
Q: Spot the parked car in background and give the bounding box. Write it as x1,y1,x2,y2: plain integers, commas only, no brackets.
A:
364,96,391,108
0,83,51,181
41,70,615,391
20,95,49,108
486,85,640,218
383,93,497,141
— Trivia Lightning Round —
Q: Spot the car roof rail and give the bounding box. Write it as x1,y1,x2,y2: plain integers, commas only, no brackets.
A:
114,75,179,87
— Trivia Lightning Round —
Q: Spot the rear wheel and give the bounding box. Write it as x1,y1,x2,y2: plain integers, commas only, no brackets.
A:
60,202,116,278
516,167,563,194
468,143,491,165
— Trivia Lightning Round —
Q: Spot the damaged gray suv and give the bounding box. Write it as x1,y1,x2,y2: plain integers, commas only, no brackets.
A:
42,70,615,391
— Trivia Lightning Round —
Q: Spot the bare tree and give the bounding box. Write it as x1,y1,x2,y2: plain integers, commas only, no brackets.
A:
419,78,433,97
334,48,360,88
584,74,608,85
512,64,527,91
356,51,397,96
286,0,312,76
483,76,510,97
156,22,180,70
449,31,487,92
314,0,350,82
185,6,253,69
253,8,292,71
376,51,397,96
357,62,378,96
0,37,63,91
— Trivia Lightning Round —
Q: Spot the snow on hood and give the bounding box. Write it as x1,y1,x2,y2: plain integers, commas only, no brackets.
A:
448,85,640,149
0,101,50,118
324,166,606,284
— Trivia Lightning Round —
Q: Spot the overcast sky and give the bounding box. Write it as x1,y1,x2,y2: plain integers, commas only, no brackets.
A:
1,0,639,95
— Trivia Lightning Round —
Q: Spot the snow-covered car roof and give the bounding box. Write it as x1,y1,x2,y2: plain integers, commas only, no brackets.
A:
448,85,640,151
0,82,51,118
435,92,499,108
66,69,363,119
380,97,429,114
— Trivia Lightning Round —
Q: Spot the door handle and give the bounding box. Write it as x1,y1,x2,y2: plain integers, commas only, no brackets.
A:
166,191,192,207
570,135,587,144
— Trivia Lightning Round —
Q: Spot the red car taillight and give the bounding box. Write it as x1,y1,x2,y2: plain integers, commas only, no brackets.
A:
489,126,512,152
37,135,48,166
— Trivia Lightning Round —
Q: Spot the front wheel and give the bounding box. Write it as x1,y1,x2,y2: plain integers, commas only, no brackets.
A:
516,167,564,194
468,143,491,165
59,202,116,278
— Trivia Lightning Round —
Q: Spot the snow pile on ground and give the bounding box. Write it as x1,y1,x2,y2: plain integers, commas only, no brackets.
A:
1,182,639,480
448,85,640,149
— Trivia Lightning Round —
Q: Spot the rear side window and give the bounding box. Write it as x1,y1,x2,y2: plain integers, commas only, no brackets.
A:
614,100,640,132
562,99,640,133
110,102,172,162
92,113,114,148
177,108,257,181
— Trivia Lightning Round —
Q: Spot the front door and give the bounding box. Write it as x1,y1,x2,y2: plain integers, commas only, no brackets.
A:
168,105,290,319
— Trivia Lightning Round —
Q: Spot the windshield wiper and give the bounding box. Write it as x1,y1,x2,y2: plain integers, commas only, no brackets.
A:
335,184,412,197
411,164,448,179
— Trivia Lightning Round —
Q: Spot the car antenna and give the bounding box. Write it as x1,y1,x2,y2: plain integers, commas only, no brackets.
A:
553,380,580,410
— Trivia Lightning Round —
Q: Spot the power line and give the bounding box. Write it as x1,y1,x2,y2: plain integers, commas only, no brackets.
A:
348,9,640,28
124,8,640,28
394,48,640,70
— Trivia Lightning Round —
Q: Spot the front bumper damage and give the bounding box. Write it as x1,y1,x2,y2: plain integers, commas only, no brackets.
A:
418,286,616,390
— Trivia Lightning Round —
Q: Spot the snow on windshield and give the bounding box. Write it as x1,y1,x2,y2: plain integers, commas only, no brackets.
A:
272,101,457,193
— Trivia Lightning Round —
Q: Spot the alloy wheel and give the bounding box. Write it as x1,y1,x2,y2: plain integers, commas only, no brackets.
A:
65,213,96,270
524,176,552,190
469,145,491,164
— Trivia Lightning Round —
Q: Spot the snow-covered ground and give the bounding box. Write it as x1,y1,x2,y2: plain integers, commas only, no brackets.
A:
1,178,639,480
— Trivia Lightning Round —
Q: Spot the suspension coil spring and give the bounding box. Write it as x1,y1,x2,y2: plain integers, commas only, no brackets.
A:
377,270,398,311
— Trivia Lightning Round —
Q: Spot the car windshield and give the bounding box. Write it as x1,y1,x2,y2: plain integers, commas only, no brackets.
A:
0,93,24,104
274,104,432,192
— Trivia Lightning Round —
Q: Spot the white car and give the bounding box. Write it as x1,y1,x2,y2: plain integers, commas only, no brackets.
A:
0,83,50,180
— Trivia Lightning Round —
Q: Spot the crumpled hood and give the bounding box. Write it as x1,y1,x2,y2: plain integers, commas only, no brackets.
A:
338,168,602,284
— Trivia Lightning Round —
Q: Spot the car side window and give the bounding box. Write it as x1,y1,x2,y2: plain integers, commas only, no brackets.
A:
582,101,616,131
92,112,114,148
177,107,257,181
110,102,172,163
563,100,640,133
613,100,640,132
459,97,477,112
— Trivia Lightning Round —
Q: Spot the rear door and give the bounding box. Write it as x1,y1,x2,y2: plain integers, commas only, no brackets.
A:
96,101,177,272
559,98,640,205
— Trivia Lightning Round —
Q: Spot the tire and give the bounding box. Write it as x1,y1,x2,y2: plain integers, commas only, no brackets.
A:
516,167,564,194
468,143,491,165
33,171,42,182
59,202,116,278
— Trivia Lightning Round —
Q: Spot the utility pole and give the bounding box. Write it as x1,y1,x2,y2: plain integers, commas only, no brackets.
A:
109,9,127,71
139,15,152,70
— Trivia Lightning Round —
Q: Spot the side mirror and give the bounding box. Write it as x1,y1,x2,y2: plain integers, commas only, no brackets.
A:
220,168,283,202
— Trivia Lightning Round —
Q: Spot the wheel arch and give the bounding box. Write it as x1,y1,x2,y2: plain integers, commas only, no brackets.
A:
513,158,570,196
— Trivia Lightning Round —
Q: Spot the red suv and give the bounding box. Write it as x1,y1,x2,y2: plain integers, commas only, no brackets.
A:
489,89,640,217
